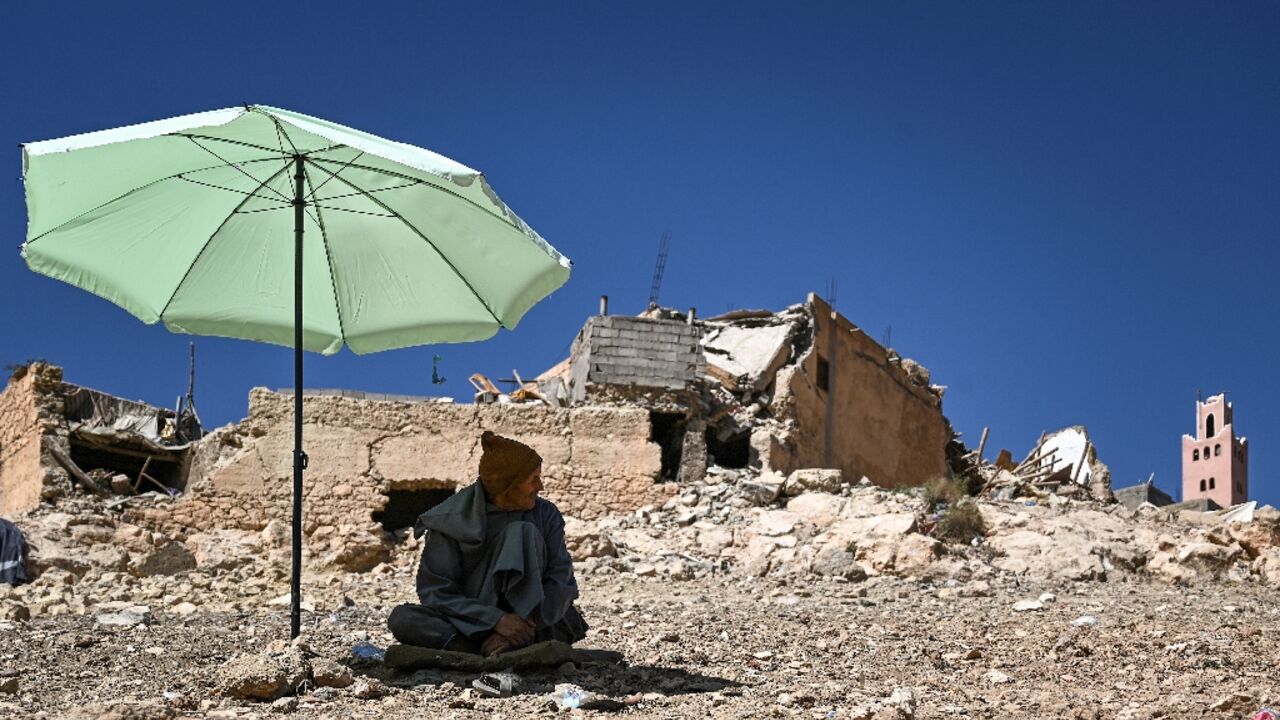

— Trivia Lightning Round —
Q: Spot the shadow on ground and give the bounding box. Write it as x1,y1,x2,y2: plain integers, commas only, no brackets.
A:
371,644,741,703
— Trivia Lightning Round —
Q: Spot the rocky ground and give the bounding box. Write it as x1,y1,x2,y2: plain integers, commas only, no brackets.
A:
1,567,1277,719
2,476,1279,719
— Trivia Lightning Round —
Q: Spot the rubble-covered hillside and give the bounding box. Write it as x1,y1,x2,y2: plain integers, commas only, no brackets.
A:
1,461,1277,718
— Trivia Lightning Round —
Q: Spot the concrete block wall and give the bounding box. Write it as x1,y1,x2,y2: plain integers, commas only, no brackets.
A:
569,315,705,402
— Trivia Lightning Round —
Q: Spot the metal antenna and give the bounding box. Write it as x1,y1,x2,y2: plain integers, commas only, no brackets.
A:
824,277,838,309
648,231,671,308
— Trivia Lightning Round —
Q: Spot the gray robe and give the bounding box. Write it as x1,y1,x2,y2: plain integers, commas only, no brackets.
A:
387,481,587,649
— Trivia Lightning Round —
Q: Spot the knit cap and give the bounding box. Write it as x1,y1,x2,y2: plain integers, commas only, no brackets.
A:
478,430,542,498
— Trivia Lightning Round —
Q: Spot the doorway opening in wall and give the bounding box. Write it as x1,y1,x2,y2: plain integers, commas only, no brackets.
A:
68,436,186,491
706,428,750,469
375,487,455,534
649,411,686,482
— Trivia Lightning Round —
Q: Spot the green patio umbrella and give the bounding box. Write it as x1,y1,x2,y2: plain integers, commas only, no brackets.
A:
20,105,571,637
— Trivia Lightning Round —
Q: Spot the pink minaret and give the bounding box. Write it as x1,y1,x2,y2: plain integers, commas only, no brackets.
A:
1181,393,1249,507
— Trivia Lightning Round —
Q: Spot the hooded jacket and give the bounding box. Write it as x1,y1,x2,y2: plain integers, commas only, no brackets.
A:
412,481,578,637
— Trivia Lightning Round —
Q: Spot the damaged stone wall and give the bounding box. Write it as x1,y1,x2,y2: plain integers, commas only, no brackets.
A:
763,294,950,488
129,389,677,570
0,362,195,516
0,364,63,515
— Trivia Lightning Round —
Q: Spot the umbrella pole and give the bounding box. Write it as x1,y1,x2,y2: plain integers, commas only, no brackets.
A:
291,154,307,639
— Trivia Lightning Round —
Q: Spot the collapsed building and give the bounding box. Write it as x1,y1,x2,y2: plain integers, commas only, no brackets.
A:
1,293,965,570
0,363,198,517
544,293,952,490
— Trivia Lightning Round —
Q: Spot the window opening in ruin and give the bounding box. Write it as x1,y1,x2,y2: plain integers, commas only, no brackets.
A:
68,438,184,490
1214,444,1221,456
1193,449,1199,461
649,412,686,482
374,488,455,533
705,428,750,469
1206,414,1215,438
816,355,830,392
1199,479,1206,492
1209,477,1215,490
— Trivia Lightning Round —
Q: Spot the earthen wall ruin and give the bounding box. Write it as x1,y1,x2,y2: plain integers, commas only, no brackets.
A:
766,294,950,487
0,366,56,516
128,389,676,569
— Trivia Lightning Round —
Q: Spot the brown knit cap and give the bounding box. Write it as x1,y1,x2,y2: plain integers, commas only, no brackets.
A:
478,430,542,498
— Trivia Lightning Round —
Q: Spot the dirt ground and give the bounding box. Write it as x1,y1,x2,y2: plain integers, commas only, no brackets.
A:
1,564,1276,719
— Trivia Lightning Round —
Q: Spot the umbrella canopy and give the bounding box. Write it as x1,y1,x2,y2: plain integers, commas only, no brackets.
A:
21,106,571,637
22,105,570,353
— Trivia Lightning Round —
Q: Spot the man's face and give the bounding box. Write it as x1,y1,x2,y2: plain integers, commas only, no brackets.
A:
498,466,543,511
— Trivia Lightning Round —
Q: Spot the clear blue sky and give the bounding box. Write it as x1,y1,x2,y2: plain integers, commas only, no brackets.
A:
2,3,1276,506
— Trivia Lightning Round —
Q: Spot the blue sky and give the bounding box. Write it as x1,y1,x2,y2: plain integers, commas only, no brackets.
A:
2,2,1277,506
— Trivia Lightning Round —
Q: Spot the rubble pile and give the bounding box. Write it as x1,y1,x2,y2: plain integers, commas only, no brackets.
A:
0,495,297,623
554,464,1280,591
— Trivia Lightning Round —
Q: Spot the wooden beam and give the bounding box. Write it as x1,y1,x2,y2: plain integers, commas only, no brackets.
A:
69,436,181,462
48,444,109,496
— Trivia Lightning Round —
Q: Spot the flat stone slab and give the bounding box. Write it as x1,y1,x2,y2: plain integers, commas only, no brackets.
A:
384,640,576,672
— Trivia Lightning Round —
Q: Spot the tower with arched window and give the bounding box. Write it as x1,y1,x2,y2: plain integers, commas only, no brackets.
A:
1181,393,1249,508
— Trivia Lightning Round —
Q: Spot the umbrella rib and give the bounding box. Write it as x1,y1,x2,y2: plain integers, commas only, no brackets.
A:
178,175,293,205
24,157,287,247
157,161,296,320
257,110,301,156
310,204,395,218
169,133,290,157
233,205,295,215
299,161,349,346
305,150,365,200
182,136,294,203
304,160,506,328
308,157,534,241
314,180,420,203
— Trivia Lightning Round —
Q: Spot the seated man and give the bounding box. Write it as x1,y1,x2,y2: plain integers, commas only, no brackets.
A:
387,431,587,657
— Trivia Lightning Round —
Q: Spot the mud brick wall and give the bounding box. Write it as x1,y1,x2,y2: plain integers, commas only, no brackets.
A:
767,295,950,488
132,390,675,569
0,364,66,516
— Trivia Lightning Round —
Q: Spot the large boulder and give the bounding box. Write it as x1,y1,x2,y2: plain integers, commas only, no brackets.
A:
83,545,129,572
988,529,1106,581
1176,542,1242,577
320,528,389,572
562,518,617,561
1253,548,1280,586
786,493,845,529
819,513,918,574
783,468,842,496
129,542,197,577
217,645,311,701
185,529,262,571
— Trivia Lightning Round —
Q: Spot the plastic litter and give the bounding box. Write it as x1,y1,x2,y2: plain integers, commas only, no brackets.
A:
473,670,522,698
1023,500,1037,507
1252,709,1278,720
351,641,385,661
549,683,588,710
1070,615,1099,627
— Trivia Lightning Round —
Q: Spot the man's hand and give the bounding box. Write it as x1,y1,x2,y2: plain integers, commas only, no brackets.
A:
481,632,513,658
492,612,535,647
